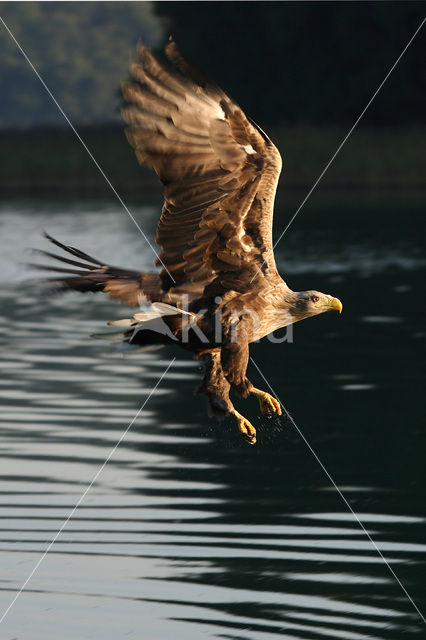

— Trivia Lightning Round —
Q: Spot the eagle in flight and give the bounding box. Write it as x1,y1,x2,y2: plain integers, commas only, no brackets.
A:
38,39,342,444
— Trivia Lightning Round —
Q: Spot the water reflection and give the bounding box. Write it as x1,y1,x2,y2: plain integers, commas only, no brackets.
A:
0,196,425,639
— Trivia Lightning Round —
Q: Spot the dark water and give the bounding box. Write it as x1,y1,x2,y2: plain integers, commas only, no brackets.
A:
0,193,425,639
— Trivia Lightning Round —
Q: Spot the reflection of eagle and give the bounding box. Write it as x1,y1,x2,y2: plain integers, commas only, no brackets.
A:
38,39,342,444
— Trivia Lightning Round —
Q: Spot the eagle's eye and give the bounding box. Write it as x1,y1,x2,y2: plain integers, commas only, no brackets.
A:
311,295,320,303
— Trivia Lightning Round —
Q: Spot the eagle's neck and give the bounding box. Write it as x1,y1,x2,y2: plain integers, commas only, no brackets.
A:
255,284,299,340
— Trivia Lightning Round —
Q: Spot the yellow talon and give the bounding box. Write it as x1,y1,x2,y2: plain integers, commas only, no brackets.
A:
231,409,257,445
252,388,282,416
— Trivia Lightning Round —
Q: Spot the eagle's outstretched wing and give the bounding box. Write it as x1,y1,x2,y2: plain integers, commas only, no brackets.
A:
122,38,283,297
33,233,162,307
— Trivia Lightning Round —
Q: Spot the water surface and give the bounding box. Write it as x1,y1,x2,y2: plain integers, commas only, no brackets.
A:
0,193,425,639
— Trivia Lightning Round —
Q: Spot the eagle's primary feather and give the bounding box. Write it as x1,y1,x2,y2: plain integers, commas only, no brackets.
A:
35,38,342,444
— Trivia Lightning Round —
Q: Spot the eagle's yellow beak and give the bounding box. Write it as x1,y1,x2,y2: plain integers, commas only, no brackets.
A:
328,296,343,313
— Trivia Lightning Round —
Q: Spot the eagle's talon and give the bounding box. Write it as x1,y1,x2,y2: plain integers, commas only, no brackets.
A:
253,389,282,416
231,410,257,445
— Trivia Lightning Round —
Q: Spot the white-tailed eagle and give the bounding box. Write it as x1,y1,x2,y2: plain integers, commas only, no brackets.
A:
36,39,342,444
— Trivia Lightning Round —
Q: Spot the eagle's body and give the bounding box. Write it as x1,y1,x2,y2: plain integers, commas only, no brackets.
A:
38,40,342,443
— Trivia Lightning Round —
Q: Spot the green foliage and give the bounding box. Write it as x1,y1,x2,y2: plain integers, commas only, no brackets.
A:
0,1,165,127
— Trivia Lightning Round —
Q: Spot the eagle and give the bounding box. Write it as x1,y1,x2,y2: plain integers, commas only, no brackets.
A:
36,39,342,444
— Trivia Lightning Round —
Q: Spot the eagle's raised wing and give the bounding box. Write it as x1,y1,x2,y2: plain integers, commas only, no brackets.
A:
122,39,282,297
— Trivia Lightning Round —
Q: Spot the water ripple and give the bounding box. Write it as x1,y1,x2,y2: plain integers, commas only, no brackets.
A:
0,200,424,639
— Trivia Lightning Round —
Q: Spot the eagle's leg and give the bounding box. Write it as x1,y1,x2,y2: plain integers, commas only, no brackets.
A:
251,388,282,416
220,322,281,419
196,351,256,444
219,325,259,443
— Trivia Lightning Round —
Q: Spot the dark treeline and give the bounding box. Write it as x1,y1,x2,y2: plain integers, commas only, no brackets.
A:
0,2,424,192
155,1,425,127
1,123,423,192
0,2,423,129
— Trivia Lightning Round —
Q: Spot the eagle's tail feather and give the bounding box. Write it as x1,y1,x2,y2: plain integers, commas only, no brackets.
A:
91,327,164,356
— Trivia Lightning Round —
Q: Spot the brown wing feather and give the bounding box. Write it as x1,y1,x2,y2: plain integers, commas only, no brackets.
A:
122,38,282,296
34,233,163,307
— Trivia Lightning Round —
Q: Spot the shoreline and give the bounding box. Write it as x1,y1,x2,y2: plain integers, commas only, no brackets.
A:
1,125,425,193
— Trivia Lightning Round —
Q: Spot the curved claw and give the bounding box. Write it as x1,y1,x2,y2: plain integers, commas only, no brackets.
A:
231,409,257,445
253,388,282,416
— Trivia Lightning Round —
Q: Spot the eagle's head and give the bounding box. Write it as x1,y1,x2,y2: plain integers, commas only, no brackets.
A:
293,290,343,322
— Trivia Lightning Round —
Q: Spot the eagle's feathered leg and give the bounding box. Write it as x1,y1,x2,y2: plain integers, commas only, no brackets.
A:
196,351,256,444
221,320,281,423
220,321,253,397
218,322,257,443
195,351,234,420
196,351,233,418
